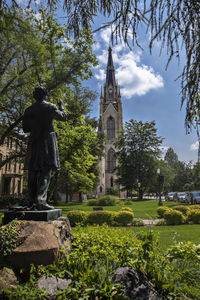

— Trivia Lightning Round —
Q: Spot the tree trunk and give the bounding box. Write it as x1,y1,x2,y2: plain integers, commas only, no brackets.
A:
65,183,69,203
79,192,82,203
138,188,143,201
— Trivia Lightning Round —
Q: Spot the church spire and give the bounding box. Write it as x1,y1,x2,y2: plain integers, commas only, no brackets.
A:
106,47,116,86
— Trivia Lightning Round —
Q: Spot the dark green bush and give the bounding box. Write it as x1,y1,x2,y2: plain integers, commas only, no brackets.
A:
114,211,134,226
157,206,171,218
173,205,189,215
164,209,185,225
87,199,98,206
97,195,118,206
86,211,115,225
66,210,88,226
87,195,118,206
187,209,200,224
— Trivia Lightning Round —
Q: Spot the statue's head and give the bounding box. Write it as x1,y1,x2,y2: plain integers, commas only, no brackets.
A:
33,86,47,102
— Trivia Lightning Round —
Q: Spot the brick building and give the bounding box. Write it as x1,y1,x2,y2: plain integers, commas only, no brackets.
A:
0,134,24,196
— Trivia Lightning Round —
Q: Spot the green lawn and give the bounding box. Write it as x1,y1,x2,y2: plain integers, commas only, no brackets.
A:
56,199,185,218
126,224,200,250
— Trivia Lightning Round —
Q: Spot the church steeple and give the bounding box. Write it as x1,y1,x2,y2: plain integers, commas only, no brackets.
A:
106,47,116,86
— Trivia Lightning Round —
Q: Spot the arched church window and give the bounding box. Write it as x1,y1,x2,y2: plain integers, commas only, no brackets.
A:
107,148,116,172
107,116,115,140
100,186,102,193
110,177,113,187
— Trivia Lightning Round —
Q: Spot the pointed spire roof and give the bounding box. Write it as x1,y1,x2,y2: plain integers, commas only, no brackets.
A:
106,47,116,86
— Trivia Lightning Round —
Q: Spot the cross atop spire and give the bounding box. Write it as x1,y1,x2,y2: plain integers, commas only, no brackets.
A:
106,47,116,86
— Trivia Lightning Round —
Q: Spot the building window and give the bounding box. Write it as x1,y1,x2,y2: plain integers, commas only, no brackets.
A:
107,148,116,172
17,180,21,195
5,155,8,171
0,153,2,164
15,140,18,151
107,116,115,140
14,159,17,173
110,177,114,187
6,137,9,148
100,186,102,193
9,137,12,149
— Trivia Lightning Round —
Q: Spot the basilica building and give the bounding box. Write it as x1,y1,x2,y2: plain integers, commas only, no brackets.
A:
97,47,125,198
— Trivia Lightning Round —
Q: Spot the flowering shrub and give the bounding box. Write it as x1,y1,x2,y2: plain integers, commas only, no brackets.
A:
164,209,185,225
66,210,88,226
114,211,134,226
187,209,200,224
173,205,189,215
157,206,171,218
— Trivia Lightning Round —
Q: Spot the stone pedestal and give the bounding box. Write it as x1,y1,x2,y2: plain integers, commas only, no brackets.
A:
0,218,72,268
3,209,62,225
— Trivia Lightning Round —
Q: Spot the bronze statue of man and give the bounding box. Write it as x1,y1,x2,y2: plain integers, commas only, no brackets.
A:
23,86,67,210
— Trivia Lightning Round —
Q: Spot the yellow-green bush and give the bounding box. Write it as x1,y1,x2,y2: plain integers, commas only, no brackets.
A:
157,206,171,218
189,204,200,210
173,205,189,215
67,210,88,226
120,207,133,213
187,209,200,224
164,209,185,225
114,211,134,226
86,211,115,225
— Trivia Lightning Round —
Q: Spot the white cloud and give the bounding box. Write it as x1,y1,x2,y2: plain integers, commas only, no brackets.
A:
95,69,106,82
190,141,199,151
159,146,169,159
94,28,164,98
93,42,101,51
160,146,169,152
17,0,41,4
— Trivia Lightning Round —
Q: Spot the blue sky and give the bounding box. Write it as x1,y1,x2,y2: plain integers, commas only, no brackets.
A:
16,0,199,163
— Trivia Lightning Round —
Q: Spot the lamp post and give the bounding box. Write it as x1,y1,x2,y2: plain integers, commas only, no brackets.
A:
137,179,142,201
157,168,164,206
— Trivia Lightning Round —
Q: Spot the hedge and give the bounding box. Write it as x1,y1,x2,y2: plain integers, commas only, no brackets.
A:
86,211,115,225
173,205,189,215
114,211,134,226
66,210,88,226
120,207,133,213
187,209,200,224
157,206,171,218
87,195,118,206
164,209,185,225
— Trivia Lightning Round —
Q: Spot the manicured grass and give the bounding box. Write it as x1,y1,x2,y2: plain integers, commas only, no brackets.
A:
56,199,185,218
128,224,200,250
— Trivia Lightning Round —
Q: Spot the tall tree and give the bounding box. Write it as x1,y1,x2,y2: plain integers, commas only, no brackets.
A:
5,0,200,130
0,7,97,168
115,119,163,200
164,147,178,168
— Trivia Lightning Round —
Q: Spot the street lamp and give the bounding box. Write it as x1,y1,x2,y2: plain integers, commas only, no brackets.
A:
137,179,142,200
157,168,164,206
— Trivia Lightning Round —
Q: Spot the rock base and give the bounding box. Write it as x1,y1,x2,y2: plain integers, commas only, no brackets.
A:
3,209,62,224
1,218,72,269
113,267,161,300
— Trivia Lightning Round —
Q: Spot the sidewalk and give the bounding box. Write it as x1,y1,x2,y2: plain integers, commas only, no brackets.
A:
135,217,160,226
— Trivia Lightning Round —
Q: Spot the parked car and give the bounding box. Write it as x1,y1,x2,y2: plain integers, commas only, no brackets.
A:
177,192,188,203
186,191,200,204
165,192,176,201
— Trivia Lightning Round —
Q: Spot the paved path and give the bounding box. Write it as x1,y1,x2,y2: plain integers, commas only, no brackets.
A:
135,218,161,226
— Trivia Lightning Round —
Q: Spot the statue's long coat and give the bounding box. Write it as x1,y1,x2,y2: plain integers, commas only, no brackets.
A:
23,101,67,170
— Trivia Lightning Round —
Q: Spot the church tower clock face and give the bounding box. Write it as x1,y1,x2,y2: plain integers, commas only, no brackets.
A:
97,47,124,198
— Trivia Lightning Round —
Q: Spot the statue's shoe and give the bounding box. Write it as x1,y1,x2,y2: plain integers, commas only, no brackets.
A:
37,203,54,210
